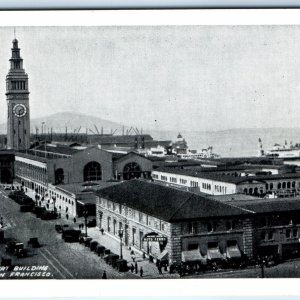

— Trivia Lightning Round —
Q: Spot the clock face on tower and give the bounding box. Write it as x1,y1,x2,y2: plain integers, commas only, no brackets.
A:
13,104,27,118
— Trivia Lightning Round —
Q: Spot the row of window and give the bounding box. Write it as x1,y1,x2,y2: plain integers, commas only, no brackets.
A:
10,81,26,90
261,228,298,241
180,178,187,184
187,240,238,251
100,198,166,232
183,220,237,234
49,190,74,206
215,185,227,193
170,177,177,183
202,182,211,190
190,181,199,188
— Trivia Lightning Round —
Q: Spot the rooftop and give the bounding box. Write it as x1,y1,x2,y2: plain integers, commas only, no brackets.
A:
95,180,250,222
154,167,300,184
227,197,300,214
55,181,121,195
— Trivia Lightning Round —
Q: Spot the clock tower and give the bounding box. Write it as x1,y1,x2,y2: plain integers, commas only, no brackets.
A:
6,38,30,150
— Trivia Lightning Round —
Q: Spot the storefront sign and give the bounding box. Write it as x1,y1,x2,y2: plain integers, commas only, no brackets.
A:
143,235,167,242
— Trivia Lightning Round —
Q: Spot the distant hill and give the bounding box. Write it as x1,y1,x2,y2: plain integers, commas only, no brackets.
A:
0,112,135,136
1,111,300,157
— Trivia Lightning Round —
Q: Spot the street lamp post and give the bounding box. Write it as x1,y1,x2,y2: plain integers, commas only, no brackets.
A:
83,209,88,237
118,229,124,259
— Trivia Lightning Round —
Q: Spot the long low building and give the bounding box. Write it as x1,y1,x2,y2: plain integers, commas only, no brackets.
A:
152,167,300,197
95,180,300,266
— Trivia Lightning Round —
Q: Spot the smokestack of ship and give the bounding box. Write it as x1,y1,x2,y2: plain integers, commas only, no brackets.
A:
258,138,264,157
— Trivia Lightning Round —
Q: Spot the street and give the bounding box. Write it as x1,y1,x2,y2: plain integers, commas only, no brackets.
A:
0,188,136,279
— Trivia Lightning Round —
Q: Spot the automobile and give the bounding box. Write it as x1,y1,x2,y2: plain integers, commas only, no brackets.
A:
90,240,99,251
27,237,41,248
95,245,106,256
84,237,93,247
5,239,18,254
87,219,96,228
62,229,81,242
116,259,129,272
4,186,11,190
33,206,46,218
20,204,35,212
15,247,28,258
104,253,119,267
1,257,11,267
40,210,58,220
55,224,69,233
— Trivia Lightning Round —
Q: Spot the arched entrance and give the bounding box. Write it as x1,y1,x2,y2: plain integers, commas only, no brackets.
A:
123,162,142,180
54,168,64,185
83,161,102,181
1,168,12,183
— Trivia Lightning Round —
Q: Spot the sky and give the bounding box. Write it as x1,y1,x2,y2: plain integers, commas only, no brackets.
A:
0,25,300,132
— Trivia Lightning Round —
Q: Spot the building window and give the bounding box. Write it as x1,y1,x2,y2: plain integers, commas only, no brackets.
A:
107,217,111,233
207,222,216,232
119,204,122,214
83,161,102,181
54,168,64,185
293,229,298,238
286,229,292,239
139,212,143,223
187,243,198,250
268,231,274,240
226,220,236,231
188,222,198,234
261,231,266,240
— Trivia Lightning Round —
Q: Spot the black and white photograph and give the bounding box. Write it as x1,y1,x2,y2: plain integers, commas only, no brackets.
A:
2,11,300,281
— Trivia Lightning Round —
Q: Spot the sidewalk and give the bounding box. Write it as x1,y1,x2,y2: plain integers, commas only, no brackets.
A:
84,225,179,279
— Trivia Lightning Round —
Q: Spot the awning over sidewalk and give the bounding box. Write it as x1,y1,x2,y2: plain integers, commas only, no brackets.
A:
226,245,242,259
181,249,206,263
157,249,168,261
207,248,224,260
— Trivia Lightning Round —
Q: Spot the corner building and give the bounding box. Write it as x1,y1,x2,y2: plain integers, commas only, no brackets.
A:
95,180,300,265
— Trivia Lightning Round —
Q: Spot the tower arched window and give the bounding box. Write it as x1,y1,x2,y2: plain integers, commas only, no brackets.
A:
83,161,102,182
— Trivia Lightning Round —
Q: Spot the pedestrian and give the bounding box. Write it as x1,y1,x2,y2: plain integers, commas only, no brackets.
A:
142,252,146,259
100,228,104,235
102,271,107,279
131,253,136,262
140,267,143,278
157,263,162,275
66,213,69,220
135,262,138,274
130,263,134,273
73,217,76,223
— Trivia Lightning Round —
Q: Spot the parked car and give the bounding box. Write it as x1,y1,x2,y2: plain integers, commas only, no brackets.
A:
95,245,106,256
5,239,18,254
84,237,93,247
62,229,81,242
90,240,98,251
55,224,69,233
116,259,129,272
104,253,119,267
27,237,41,248
15,244,28,258
41,210,58,220
20,204,35,212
